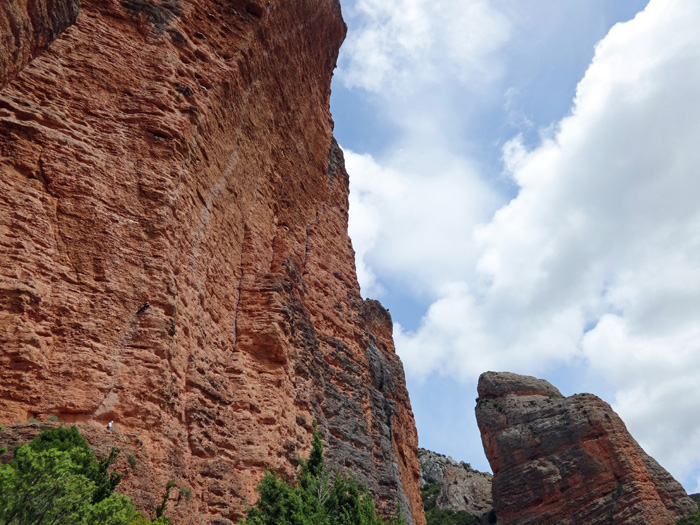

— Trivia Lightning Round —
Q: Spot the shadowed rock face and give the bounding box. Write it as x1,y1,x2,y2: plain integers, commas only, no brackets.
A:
418,448,493,518
0,1,424,523
475,372,696,525
0,0,81,88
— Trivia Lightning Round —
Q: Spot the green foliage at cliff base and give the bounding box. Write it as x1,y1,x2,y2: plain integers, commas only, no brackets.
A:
677,499,700,525
239,428,406,525
0,425,167,525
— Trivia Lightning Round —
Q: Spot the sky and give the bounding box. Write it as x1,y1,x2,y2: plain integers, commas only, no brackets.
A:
329,0,700,492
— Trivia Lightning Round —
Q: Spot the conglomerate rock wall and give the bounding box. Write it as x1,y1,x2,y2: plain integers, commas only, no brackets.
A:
475,372,695,525
0,1,424,523
418,447,493,518
0,0,81,88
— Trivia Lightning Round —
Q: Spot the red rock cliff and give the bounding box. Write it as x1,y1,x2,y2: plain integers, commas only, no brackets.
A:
0,1,424,523
475,372,695,525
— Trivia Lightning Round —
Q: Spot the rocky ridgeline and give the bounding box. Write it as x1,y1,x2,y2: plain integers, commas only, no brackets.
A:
475,372,696,525
418,447,493,522
0,1,424,523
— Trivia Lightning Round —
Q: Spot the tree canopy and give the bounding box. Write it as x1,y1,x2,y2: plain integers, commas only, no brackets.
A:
239,428,406,525
0,425,167,525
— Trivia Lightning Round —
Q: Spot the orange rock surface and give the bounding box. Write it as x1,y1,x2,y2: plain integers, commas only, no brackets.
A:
0,1,425,523
475,372,696,525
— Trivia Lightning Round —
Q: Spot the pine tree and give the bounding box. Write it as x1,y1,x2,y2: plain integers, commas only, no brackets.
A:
239,427,407,525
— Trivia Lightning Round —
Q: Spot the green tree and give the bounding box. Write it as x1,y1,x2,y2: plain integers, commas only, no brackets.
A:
240,428,406,525
0,443,135,524
18,425,123,504
0,425,165,525
678,501,700,525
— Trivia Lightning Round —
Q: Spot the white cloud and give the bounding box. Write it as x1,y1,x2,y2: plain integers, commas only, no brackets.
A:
346,149,499,298
346,0,700,486
338,0,510,94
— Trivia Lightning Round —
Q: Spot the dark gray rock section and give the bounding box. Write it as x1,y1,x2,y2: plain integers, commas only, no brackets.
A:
419,448,493,517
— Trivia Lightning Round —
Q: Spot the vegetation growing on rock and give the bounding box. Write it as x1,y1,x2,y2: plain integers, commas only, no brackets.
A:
678,498,700,525
239,428,406,525
0,426,168,524
420,483,479,525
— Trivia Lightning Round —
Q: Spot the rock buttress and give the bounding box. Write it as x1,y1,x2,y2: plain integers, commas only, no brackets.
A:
418,448,493,519
475,372,696,525
0,1,425,523
0,0,81,88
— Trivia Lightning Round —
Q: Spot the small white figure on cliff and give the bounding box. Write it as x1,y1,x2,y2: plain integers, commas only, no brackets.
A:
107,421,113,430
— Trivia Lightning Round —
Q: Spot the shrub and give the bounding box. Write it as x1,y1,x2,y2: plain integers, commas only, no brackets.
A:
678,501,700,525
678,512,700,525
155,480,177,520
0,426,133,524
239,427,406,525
179,486,192,501
127,455,138,469
0,425,165,524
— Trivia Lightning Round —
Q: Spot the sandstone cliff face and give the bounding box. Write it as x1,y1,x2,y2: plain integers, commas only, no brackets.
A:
418,448,493,518
0,1,424,523
0,0,81,88
475,372,695,525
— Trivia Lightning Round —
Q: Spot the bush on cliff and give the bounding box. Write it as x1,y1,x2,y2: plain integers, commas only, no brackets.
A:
0,425,165,525
239,428,406,525
677,501,700,525
421,483,479,525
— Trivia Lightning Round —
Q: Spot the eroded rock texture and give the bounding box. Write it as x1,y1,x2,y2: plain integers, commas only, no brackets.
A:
0,0,81,88
418,448,493,519
0,1,424,523
475,372,695,525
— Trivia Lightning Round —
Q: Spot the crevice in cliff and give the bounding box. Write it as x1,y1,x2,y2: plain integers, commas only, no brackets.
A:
303,207,323,271
54,210,82,284
232,223,248,350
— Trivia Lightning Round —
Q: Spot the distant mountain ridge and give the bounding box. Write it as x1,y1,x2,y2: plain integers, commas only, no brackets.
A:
418,447,493,524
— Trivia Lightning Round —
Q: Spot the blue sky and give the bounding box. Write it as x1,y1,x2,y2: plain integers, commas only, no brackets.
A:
330,0,700,492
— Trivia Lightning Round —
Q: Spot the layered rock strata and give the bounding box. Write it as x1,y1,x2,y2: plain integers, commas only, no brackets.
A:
475,372,695,525
0,1,424,523
418,447,493,518
0,0,81,88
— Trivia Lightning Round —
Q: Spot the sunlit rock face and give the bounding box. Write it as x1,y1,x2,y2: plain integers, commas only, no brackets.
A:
418,447,493,518
0,1,424,523
475,371,696,525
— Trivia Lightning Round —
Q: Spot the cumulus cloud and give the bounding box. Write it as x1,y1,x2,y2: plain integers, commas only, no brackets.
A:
345,0,700,485
337,0,510,94
346,149,499,298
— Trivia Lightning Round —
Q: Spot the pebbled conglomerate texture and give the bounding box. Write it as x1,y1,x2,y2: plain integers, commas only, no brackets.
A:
0,1,424,523
418,447,493,519
0,0,81,88
475,372,696,525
